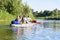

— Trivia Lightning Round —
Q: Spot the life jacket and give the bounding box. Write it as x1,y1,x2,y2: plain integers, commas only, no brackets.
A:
11,20,20,24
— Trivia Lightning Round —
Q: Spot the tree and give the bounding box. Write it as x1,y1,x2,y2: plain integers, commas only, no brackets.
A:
0,0,23,15
42,10,51,17
0,0,34,19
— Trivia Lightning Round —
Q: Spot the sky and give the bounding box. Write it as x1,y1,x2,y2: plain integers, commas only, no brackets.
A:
22,0,60,12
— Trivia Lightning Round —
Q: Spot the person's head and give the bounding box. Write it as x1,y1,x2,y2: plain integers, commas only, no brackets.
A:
23,15,26,17
19,16,21,18
15,16,20,21
28,16,29,17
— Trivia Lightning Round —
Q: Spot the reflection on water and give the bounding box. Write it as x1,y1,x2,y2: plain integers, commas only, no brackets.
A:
43,20,60,31
13,20,60,40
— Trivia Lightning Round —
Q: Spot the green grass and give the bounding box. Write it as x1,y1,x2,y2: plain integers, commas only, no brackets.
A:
0,10,16,20
0,11,15,25
0,10,16,26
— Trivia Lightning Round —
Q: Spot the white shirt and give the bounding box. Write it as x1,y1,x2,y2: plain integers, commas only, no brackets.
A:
24,17,27,22
27,17,32,22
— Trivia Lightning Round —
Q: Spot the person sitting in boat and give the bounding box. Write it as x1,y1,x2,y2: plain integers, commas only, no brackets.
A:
21,15,27,24
11,16,20,24
27,16,32,23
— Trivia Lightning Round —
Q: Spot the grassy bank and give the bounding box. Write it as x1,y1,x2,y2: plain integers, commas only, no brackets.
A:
0,20,14,40
0,11,15,40
0,11,15,20
0,10,16,25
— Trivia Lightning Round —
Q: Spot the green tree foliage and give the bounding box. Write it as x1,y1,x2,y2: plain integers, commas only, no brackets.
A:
0,0,34,18
42,10,51,16
36,11,43,17
22,5,30,15
33,11,39,17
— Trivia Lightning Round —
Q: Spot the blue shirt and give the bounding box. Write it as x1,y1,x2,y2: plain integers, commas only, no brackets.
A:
11,20,20,24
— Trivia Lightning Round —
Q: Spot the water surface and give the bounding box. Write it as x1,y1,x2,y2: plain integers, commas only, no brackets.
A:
14,20,60,40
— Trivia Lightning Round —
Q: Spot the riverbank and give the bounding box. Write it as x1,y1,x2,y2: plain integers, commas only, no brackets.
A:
0,20,14,40
0,12,13,40
0,20,11,26
35,17,60,20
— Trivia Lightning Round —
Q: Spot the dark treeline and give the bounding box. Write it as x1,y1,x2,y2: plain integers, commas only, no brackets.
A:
33,9,60,20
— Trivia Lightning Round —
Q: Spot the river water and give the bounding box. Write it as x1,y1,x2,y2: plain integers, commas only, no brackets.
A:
12,20,60,40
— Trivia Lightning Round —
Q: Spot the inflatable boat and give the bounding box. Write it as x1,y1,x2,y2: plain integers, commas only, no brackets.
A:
11,23,36,27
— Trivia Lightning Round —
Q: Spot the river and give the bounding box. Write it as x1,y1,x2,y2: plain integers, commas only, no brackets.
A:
13,20,60,40
0,20,60,40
